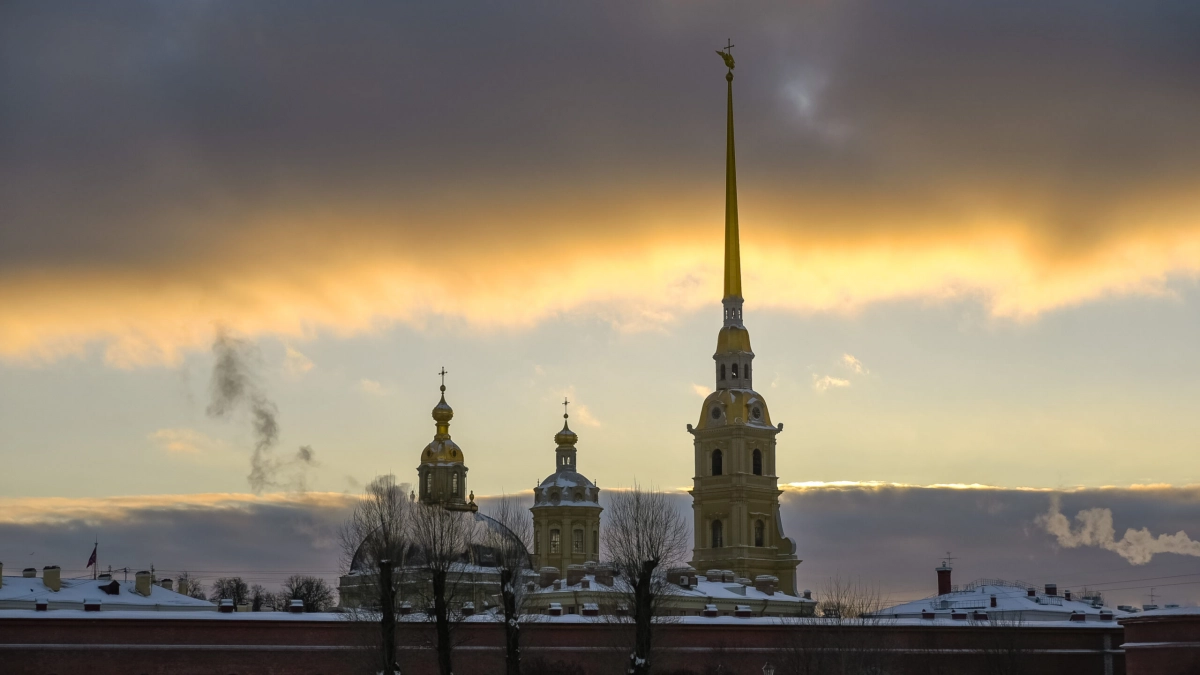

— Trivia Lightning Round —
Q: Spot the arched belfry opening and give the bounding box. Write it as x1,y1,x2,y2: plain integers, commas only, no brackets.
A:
711,449,723,476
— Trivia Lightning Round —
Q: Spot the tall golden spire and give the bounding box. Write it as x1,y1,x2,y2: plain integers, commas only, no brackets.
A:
720,42,741,301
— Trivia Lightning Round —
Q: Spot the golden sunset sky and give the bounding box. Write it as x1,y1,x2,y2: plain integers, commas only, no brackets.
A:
3,0,1200,503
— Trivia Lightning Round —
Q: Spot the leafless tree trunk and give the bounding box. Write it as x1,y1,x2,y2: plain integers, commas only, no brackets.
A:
486,494,534,675
408,501,477,675
601,485,689,675
339,474,413,675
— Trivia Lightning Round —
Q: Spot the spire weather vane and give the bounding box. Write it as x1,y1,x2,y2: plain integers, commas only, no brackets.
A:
716,38,735,70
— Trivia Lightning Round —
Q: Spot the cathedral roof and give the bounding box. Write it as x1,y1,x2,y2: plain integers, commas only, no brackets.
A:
695,388,774,431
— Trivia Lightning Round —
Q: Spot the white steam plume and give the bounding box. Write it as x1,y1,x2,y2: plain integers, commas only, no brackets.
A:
1036,495,1200,565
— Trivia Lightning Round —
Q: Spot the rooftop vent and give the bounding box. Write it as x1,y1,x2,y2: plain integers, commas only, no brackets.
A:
35,600,48,612
703,604,719,618
1027,588,1036,598
1069,611,1085,622
547,602,563,617
582,603,599,617
289,599,305,613
1045,583,1058,596
1099,610,1114,621
735,605,753,618
84,599,101,612
218,598,235,613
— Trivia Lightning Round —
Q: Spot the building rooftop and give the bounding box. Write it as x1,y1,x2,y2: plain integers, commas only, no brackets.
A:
0,575,215,610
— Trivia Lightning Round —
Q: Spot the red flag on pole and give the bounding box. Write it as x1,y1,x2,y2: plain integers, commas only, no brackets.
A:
86,544,97,569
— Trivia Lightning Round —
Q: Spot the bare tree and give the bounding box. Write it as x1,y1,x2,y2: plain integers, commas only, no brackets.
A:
601,485,689,675
486,494,535,675
249,583,272,611
781,576,892,675
339,474,414,675
280,574,336,612
175,572,208,600
209,577,250,606
408,501,478,675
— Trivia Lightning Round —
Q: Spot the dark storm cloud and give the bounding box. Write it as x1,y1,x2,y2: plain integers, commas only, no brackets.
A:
2,0,1198,266
4,486,1200,606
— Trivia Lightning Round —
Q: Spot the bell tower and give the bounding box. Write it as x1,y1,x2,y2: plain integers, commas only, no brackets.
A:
416,369,477,513
687,45,800,594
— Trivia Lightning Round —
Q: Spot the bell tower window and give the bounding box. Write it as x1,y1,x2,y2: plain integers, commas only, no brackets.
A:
720,364,726,380
754,520,764,547
711,449,723,476
425,471,432,496
731,363,739,379
745,363,751,380
711,519,724,548
752,449,762,476
451,473,459,496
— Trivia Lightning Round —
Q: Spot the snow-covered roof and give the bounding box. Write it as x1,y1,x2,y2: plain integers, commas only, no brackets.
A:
532,470,600,508
0,576,216,611
870,580,1125,621
533,573,814,605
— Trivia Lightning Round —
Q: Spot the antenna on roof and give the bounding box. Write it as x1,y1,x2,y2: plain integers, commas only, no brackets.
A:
944,551,957,569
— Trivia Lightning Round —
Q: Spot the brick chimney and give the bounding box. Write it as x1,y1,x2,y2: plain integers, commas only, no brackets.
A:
1045,583,1057,597
43,566,61,592
135,570,152,597
936,562,952,596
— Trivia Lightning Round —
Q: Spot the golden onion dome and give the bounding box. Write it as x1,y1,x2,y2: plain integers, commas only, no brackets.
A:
715,325,753,355
555,415,578,446
421,384,465,464
696,388,773,430
432,387,454,424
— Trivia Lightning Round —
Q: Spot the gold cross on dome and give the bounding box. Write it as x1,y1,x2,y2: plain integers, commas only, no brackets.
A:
562,397,570,419
438,367,448,387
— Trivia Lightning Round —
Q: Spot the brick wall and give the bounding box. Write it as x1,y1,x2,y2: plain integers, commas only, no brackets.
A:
0,615,1124,675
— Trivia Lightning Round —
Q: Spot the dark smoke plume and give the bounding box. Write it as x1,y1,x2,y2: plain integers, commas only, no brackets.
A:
206,328,316,492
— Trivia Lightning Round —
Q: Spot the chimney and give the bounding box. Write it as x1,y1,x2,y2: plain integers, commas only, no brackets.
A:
538,566,560,589
135,570,152,597
43,566,61,592
936,562,952,596
23,567,37,578
754,575,778,596
1064,589,1072,602
803,589,812,600
566,564,587,587
1045,583,1057,597
160,578,174,592
176,578,188,597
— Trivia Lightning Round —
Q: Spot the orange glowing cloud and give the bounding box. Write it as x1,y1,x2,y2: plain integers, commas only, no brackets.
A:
2,190,1199,367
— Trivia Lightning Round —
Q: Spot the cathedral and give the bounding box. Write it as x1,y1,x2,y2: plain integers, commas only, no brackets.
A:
345,52,802,607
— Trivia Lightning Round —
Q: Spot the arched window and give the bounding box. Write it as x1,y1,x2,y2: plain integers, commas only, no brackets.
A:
711,520,724,548
573,530,584,553
550,529,561,554
451,473,459,496
534,529,540,554
745,363,751,380
731,363,739,379
754,520,765,547
711,449,723,476
425,471,432,495
752,449,763,476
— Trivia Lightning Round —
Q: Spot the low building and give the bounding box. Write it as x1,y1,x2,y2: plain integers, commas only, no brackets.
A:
527,562,816,617
870,563,1123,623
1121,606,1200,675
0,564,215,612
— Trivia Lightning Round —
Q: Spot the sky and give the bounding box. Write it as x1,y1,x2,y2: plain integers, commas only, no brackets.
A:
2,1,1200,601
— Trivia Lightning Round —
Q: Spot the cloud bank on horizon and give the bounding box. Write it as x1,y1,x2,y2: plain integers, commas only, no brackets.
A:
2,0,1200,366
5,484,1200,606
